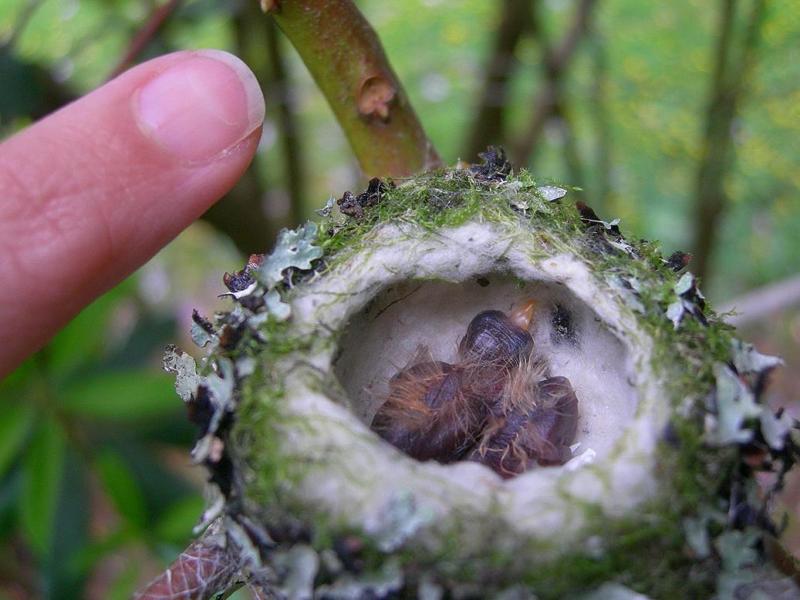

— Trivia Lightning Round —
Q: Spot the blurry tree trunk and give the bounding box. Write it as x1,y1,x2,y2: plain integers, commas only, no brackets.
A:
204,0,310,255
691,0,767,281
202,168,275,255
552,104,585,190
463,0,534,162
719,273,800,326
589,28,611,213
511,0,597,169
264,19,305,227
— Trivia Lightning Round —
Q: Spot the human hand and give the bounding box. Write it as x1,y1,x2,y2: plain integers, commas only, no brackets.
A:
0,50,265,379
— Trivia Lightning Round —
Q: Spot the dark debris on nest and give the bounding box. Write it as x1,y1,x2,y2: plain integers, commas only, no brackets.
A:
574,200,639,259
469,146,512,182
666,250,693,273
338,177,391,219
223,254,265,293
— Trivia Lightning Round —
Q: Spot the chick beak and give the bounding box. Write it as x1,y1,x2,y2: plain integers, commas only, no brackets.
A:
509,299,537,330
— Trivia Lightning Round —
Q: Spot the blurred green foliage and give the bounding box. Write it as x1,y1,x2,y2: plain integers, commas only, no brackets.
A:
0,0,797,597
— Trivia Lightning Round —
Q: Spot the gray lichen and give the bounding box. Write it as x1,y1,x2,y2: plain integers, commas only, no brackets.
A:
162,161,799,599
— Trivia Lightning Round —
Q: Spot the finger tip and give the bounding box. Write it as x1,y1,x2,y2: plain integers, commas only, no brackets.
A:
194,49,266,130
134,49,265,165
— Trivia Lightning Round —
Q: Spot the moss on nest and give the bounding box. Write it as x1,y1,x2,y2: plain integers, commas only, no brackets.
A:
165,159,798,598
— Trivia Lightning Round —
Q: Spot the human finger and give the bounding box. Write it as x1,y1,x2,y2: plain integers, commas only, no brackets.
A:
0,49,265,378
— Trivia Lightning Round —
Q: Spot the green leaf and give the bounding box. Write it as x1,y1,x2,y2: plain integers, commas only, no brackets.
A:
19,417,66,557
49,448,91,597
45,280,135,379
60,370,178,421
154,495,205,545
0,358,36,400
0,402,34,480
70,528,133,574
95,451,147,530
106,562,142,600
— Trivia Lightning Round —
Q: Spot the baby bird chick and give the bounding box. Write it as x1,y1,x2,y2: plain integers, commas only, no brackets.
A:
371,302,537,464
469,370,579,478
370,358,476,462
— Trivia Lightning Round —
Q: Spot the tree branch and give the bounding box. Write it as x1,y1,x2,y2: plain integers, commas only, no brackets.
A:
463,0,534,162
202,166,276,255
262,0,440,178
511,0,597,168
204,0,316,255
264,18,305,225
552,103,585,189
107,0,183,81
589,27,612,212
690,0,768,280
718,273,800,327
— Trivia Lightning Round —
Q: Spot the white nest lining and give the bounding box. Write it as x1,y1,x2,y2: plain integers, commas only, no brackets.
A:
282,222,669,556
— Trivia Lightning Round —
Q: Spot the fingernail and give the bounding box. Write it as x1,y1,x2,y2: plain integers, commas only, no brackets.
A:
135,50,265,163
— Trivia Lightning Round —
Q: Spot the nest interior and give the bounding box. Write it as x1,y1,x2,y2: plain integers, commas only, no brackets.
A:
334,276,638,462
266,216,669,567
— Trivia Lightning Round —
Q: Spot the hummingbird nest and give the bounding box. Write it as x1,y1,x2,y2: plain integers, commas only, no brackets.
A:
153,152,799,599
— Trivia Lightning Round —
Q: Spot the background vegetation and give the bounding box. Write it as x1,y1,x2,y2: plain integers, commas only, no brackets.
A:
0,0,798,597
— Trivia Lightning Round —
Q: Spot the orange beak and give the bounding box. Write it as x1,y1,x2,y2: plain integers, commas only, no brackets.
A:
509,299,537,330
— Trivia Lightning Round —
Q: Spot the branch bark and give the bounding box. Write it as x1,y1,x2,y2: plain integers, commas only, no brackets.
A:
263,0,440,178
511,0,597,168
690,0,767,280
264,18,305,225
463,0,534,162
201,1,309,255
589,27,612,212
718,273,800,327
552,103,585,189
107,0,183,81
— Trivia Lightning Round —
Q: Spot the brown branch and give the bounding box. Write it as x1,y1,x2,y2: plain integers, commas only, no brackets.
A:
263,0,440,178
511,0,597,168
690,0,768,280
589,27,611,212
551,104,585,189
202,166,276,255
463,0,534,162
107,0,183,81
202,2,304,255
718,273,800,327
264,18,305,225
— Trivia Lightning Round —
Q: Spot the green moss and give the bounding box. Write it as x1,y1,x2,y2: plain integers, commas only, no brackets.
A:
183,166,792,597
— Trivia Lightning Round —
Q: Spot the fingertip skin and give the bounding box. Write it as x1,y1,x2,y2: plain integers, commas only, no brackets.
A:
0,51,264,378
